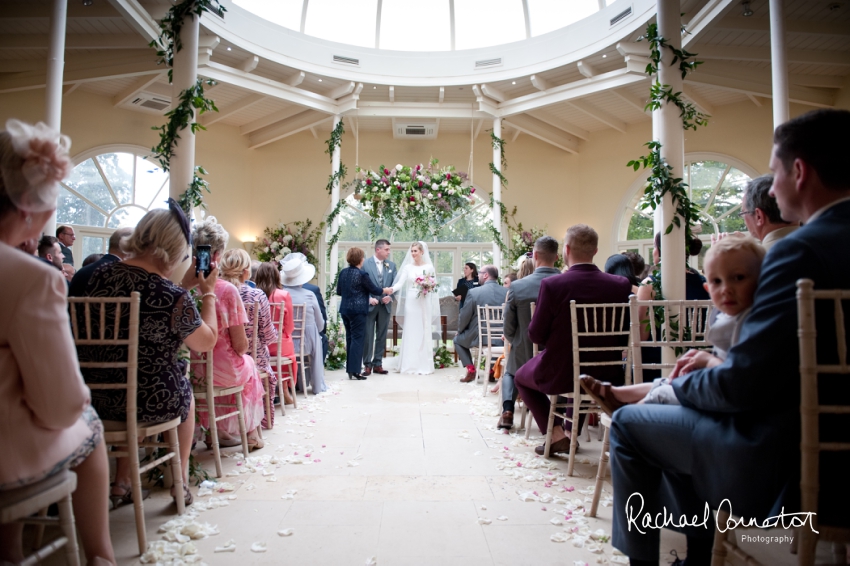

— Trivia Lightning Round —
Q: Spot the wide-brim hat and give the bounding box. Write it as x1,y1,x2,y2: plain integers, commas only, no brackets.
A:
280,253,316,286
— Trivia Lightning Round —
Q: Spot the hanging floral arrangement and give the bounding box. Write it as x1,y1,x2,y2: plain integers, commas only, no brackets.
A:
349,158,475,239
254,219,322,268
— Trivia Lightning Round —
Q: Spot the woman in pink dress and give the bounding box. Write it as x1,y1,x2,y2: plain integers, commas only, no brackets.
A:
255,262,297,406
192,218,265,451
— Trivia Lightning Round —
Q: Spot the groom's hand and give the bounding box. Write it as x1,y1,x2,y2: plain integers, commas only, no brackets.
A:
369,297,379,306
381,296,391,304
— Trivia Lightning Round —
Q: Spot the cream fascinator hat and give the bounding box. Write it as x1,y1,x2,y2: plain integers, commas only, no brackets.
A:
1,119,72,212
280,252,316,286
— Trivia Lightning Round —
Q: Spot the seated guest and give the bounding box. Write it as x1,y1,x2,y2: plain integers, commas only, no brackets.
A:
37,234,63,269
82,252,103,266
61,262,75,282
247,259,261,288
623,250,648,281
79,204,218,507
503,272,517,288
221,249,279,429
70,227,131,296
55,224,75,265
280,253,327,394
303,278,329,361
455,265,506,383
0,119,115,565
604,253,640,294
499,236,562,429
514,224,632,455
192,217,266,451
609,109,850,566
336,246,389,380
584,234,765,413
740,173,799,250
255,262,296,406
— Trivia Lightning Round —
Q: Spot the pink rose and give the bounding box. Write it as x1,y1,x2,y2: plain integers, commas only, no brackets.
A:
384,168,390,175
437,193,442,198
366,178,372,185
409,196,415,202
470,187,476,193
418,181,423,187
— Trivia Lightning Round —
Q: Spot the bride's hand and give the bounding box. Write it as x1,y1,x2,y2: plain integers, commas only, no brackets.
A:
383,287,393,295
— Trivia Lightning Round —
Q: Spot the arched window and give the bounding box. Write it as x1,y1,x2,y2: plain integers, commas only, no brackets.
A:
327,191,495,296
616,155,759,270
58,147,169,265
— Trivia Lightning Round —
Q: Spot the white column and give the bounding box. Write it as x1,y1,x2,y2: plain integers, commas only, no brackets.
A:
329,115,342,284
44,0,68,236
769,0,790,127
491,117,502,269
169,13,200,202
656,0,685,303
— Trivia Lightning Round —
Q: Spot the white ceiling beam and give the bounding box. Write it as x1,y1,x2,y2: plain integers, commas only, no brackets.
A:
389,86,394,103
200,93,266,127
353,101,493,119
577,60,598,78
63,83,80,96
309,127,318,139
481,83,507,102
349,119,357,137
0,34,149,50
439,86,445,103
567,99,627,133
248,110,332,149
511,129,521,142
197,61,338,114
681,86,714,116
681,0,736,47
498,67,646,117
240,106,305,135
240,55,259,73
503,114,580,154
526,110,590,141
474,118,484,139
790,75,845,89
714,16,850,37
695,45,850,66
328,81,356,100
286,71,305,87
746,94,763,107
106,0,161,44
0,53,162,93
684,72,835,108
610,89,649,115
530,74,550,91
111,72,165,106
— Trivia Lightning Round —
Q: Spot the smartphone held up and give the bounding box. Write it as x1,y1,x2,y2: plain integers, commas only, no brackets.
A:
195,245,212,277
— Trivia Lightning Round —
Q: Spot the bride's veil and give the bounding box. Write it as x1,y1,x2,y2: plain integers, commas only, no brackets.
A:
393,241,442,337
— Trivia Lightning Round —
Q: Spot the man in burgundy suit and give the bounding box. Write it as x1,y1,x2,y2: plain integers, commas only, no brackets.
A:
515,224,632,455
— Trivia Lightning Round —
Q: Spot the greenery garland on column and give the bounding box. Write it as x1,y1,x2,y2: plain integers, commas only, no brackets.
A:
487,130,510,258
149,0,226,214
627,21,708,299
323,119,347,297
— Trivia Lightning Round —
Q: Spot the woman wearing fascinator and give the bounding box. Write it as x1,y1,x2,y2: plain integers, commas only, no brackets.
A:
386,241,441,374
0,120,117,564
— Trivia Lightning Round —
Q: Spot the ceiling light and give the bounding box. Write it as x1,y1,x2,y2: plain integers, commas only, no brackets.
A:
373,86,377,89
741,1,753,17
82,0,93,5
226,47,231,51
602,54,607,58
318,79,322,82
511,81,516,85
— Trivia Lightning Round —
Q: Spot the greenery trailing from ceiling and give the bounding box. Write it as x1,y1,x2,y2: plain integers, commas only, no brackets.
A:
324,119,347,195
488,131,508,188
149,0,225,214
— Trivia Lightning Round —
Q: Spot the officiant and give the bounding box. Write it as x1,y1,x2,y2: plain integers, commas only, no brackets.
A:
362,239,396,376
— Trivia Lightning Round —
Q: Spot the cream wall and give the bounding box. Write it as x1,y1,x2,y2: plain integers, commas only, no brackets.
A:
1,88,845,262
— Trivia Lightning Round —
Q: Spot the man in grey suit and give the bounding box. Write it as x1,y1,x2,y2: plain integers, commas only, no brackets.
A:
499,236,561,429
455,265,507,382
362,239,396,376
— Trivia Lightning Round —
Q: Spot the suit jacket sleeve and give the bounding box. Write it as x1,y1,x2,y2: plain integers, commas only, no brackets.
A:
527,277,554,346
458,289,476,333
673,236,814,412
359,268,385,296
503,288,518,342
12,269,90,430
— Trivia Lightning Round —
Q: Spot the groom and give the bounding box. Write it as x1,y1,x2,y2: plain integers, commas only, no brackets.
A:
362,239,395,376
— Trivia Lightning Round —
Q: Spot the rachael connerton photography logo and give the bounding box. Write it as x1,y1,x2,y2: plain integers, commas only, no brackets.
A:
625,493,819,535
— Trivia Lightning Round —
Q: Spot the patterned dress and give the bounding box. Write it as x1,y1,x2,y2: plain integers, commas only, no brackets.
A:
193,279,265,436
78,262,200,424
239,284,277,428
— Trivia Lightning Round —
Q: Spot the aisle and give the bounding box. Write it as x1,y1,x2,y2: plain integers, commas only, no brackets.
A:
109,365,682,565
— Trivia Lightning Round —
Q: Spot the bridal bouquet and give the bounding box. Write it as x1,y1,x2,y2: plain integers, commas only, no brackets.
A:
414,274,439,298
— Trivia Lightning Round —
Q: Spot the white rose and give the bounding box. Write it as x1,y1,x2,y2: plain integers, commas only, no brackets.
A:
448,188,455,195
394,181,400,187
416,175,424,181
431,183,438,189
283,234,293,243
441,180,448,187
282,247,291,255
270,241,280,250
372,172,380,179
395,164,403,171
275,254,283,261
264,246,270,253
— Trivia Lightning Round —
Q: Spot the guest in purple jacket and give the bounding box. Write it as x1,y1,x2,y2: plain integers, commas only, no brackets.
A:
514,224,632,456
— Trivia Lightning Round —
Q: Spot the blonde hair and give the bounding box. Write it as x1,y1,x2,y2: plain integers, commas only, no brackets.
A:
120,208,189,271
192,216,229,255
220,248,251,286
704,233,766,271
410,242,424,253
518,257,535,279
565,224,598,258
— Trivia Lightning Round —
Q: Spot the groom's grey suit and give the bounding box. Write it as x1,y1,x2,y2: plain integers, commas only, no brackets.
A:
363,255,396,369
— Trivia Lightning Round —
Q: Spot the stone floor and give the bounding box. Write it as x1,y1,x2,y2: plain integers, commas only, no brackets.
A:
38,360,823,565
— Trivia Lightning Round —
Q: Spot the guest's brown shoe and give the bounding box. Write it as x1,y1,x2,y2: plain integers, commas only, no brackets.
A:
535,435,574,456
497,411,514,430
373,365,388,375
362,366,372,377
460,368,476,383
579,375,626,417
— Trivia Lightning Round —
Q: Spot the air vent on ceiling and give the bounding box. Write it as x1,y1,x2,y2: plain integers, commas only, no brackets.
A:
610,6,633,26
333,55,360,66
119,92,171,115
475,58,502,69
392,119,438,140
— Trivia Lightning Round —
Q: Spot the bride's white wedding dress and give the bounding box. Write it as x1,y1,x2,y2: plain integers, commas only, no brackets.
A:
391,263,437,375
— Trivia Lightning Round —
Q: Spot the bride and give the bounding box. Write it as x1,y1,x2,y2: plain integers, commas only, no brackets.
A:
390,241,441,374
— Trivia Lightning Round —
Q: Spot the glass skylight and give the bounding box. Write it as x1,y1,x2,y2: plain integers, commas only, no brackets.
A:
304,0,379,48
234,0,303,31
379,0,451,51
454,0,526,50
528,0,602,37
